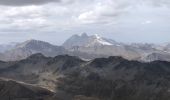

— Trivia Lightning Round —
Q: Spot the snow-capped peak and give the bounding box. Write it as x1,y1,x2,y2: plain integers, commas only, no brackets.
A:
63,33,115,48
89,34,113,46
95,39,113,46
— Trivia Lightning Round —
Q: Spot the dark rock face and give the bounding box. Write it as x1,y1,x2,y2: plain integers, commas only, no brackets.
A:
1,54,170,100
0,79,55,100
55,57,170,100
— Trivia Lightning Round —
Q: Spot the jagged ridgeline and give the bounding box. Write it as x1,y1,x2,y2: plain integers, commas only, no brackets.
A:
0,53,170,100
0,33,170,62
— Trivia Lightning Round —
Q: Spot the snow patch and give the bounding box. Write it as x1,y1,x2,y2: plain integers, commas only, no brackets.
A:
96,38,113,45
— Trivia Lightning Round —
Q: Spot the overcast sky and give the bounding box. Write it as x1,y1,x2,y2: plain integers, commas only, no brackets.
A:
0,0,170,45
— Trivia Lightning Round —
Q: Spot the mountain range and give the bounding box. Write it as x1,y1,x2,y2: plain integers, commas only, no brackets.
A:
1,53,170,100
0,33,170,62
0,33,170,100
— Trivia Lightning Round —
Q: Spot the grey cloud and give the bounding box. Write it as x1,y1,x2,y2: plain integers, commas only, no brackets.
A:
0,0,74,6
136,0,170,7
150,0,170,7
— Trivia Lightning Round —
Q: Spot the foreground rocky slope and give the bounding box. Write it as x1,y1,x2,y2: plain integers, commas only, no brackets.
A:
0,78,56,100
0,54,170,100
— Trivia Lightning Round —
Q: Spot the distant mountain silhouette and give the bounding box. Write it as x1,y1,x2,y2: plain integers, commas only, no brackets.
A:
0,33,170,62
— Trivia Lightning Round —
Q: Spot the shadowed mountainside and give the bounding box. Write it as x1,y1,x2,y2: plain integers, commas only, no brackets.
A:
0,78,57,100
0,54,170,100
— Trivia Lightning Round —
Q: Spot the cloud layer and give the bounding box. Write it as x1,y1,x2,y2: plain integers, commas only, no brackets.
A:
0,0,59,6
0,0,170,44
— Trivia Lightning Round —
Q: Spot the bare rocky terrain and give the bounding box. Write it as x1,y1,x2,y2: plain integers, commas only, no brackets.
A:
0,53,170,100
0,78,57,100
